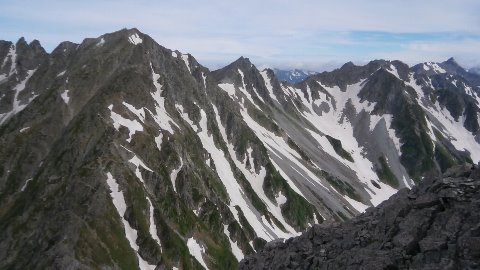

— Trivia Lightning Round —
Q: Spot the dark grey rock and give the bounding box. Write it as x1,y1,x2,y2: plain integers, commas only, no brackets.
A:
239,165,480,270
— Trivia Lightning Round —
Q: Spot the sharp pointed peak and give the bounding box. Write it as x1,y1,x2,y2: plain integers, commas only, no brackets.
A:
115,27,142,35
29,39,41,46
221,56,256,72
16,37,27,47
444,57,460,66
367,59,389,67
341,61,356,68
99,28,150,43
446,57,457,62
263,67,274,73
234,56,253,65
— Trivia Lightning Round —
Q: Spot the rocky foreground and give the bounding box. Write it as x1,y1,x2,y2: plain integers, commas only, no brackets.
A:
239,164,480,269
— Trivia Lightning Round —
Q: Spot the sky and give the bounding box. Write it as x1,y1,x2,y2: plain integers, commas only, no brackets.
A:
1,0,480,71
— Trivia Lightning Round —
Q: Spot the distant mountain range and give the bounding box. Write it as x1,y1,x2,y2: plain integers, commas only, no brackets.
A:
1,28,480,269
469,66,480,75
273,68,318,83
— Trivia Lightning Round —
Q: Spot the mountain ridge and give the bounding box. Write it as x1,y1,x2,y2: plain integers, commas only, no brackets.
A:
239,164,480,269
0,28,479,269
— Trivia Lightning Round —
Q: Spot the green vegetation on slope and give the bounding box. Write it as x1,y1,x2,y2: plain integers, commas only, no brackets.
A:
263,164,321,230
375,156,400,188
325,135,354,162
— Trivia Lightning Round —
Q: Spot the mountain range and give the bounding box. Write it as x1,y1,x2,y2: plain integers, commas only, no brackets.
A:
469,66,480,75
1,28,479,270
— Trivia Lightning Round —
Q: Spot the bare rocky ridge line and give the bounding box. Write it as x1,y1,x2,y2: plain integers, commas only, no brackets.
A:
239,164,480,269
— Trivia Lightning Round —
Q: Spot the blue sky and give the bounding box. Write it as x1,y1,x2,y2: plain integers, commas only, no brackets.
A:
1,0,480,71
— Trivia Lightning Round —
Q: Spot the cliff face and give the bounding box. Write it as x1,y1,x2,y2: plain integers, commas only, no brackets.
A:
239,164,480,270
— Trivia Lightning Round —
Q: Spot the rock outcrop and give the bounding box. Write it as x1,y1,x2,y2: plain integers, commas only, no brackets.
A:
239,164,480,269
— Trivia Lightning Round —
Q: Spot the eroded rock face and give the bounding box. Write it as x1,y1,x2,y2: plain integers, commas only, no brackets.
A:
239,164,480,270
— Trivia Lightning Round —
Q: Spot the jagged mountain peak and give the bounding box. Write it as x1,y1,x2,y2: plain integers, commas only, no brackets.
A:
28,39,43,50
15,37,27,46
441,56,467,74
91,28,149,47
51,41,78,54
410,57,480,87
366,59,389,67
340,61,356,69
235,55,252,64
444,56,459,65
310,59,394,90
212,56,259,82
12,37,43,53
9,38,47,61
224,56,256,72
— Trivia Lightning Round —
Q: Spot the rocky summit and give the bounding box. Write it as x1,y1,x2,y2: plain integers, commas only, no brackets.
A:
1,28,480,269
239,164,480,270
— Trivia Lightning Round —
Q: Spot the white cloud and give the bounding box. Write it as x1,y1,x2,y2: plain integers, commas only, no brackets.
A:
379,39,480,68
2,0,479,69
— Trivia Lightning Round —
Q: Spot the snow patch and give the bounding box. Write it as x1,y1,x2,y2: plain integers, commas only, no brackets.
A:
451,79,458,87
409,75,480,163
128,33,143,45
237,69,262,111
425,62,446,73
148,63,178,134
238,100,320,200
106,172,156,270
96,37,105,47
108,104,143,143
155,133,163,151
223,225,244,261
187,238,208,269
177,104,288,240
275,192,287,206
302,81,398,205
218,83,236,97
343,195,369,213
20,178,33,191
386,64,400,79
369,115,401,153
170,158,183,193
123,102,146,121
123,147,153,184
0,69,38,125
121,148,161,252
214,106,299,237
181,54,190,73
201,72,207,89
61,89,70,104
19,127,30,133
146,198,162,252
2,45,17,75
